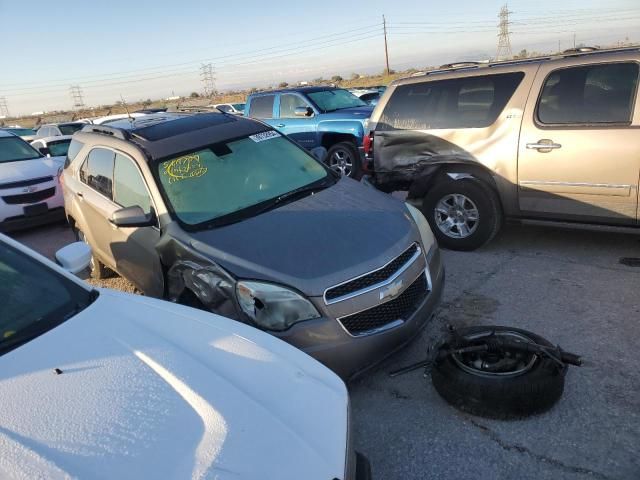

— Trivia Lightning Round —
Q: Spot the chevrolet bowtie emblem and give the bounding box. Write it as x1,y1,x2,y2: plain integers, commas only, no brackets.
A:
23,185,37,193
380,279,403,301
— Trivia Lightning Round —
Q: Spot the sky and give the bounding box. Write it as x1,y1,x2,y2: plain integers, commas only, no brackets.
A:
1,0,639,116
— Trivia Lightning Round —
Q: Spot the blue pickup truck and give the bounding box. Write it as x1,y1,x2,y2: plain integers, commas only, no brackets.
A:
245,86,373,178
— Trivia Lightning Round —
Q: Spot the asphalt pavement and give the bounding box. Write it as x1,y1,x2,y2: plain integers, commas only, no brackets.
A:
10,221,640,480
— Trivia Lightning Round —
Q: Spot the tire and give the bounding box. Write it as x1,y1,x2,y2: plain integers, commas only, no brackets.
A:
326,141,362,179
422,178,502,251
73,227,112,280
431,326,567,419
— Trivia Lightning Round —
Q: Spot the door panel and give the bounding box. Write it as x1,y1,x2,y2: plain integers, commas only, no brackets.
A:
518,60,640,223
275,93,318,149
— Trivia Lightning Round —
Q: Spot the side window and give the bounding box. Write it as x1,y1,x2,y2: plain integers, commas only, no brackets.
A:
36,127,48,137
81,148,115,198
64,139,84,168
279,94,309,118
248,95,275,119
537,62,639,125
113,153,151,214
217,105,232,113
378,72,524,130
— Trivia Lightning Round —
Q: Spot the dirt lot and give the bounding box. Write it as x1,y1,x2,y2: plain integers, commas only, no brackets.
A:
11,221,640,479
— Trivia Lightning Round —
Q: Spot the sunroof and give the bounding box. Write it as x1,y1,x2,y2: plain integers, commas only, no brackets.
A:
132,113,236,141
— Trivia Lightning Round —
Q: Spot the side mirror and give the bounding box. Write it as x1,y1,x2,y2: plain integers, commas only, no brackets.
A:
55,242,92,274
38,146,50,156
294,106,313,117
110,205,156,228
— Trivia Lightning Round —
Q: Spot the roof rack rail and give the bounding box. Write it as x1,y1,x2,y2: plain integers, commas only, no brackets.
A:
81,124,130,140
438,61,483,69
562,46,599,54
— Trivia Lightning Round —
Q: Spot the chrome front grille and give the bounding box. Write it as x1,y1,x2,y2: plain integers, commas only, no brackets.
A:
324,243,419,303
338,273,428,336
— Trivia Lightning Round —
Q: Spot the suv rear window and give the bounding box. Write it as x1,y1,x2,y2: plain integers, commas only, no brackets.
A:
378,72,524,130
537,62,639,125
248,95,275,119
64,139,84,168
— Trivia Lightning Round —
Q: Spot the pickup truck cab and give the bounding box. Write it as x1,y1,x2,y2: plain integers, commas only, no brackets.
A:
246,87,373,178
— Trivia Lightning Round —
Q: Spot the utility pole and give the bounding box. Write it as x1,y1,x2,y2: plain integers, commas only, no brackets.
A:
0,97,9,118
573,33,576,48
383,15,390,75
200,63,216,97
496,4,513,61
558,40,561,53
69,85,85,110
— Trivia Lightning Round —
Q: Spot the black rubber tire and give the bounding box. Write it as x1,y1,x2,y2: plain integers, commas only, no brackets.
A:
431,326,567,419
73,227,112,280
326,141,362,179
422,178,502,251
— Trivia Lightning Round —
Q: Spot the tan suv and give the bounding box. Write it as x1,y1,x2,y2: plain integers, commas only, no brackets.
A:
365,47,640,250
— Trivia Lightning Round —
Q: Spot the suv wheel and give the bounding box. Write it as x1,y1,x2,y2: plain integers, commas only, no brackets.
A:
326,142,361,179
74,228,112,279
422,178,502,251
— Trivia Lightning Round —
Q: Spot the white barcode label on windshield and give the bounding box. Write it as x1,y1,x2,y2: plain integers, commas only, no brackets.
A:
249,130,281,143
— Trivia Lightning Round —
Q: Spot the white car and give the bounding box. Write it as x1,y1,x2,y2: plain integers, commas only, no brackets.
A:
0,131,65,231
0,234,370,480
35,122,86,138
210,103,245,115
30,135,73,158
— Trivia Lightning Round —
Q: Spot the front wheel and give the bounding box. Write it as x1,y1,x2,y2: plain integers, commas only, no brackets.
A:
422,178,502,251
326,142,361,179
74,227,112,279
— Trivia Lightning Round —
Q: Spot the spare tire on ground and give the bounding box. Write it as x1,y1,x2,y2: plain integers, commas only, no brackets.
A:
431,326,568,419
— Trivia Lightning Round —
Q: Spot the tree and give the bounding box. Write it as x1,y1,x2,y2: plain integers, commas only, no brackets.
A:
190,92,200,98
278,82,289,88
331,75,343,83
350,72,360,80
312,77,324,84
514,49,529,59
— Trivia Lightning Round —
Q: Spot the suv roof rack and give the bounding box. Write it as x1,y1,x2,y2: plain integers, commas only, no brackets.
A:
81,124,130,140
438,61,485,69
562,46,599,54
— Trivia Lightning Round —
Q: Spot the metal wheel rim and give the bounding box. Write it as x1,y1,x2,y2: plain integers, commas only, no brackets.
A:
328,148,354,177
434,193,479,239
452,330,538,377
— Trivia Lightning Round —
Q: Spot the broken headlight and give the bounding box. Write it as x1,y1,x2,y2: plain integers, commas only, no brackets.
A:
406,203,436,252
236,281,321,331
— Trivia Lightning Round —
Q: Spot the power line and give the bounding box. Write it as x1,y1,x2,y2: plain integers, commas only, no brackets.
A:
496,4,513,60
69,85,85,110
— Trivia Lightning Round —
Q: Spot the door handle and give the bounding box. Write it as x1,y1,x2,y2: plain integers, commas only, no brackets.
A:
275,124,285,128
526,139,562,152
76,192,84,200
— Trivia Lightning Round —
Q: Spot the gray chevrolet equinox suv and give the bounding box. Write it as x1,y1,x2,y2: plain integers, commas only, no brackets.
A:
62,112,444,378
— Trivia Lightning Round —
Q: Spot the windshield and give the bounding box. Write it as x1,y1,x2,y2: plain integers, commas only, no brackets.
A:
156,132,330,228
4,128,36,136
48,139,71,157
0,241,95,356
58,123,84,135
0,137,42,163
232,103,245,111
307,89,367,112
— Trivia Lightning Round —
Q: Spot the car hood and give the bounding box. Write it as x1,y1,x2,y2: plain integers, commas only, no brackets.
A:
189,177,418,296
0,290,347,480
0,156,64,185
321,105,373,120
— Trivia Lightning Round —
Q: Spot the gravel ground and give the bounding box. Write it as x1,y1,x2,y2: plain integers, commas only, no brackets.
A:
9,221,640,479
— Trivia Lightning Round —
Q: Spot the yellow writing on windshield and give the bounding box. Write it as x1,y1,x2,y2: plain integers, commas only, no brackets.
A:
163,154,208,183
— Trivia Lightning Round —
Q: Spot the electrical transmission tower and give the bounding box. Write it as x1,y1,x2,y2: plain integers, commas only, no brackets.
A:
0,97,9,118
496,4,513,61
69,85,86,109
200,63,216,97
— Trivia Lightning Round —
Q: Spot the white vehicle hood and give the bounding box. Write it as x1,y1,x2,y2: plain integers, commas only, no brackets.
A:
0,290,348,480
0,156,64,185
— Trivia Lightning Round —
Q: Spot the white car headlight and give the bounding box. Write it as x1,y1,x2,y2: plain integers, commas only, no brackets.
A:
236,281,321,331
406,203,436,252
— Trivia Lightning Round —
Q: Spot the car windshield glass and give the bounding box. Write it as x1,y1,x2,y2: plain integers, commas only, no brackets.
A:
156,132,330,228
307,89,367,112
58,124,84,135
5,128,36,136
48,139,71,157
0,241,95,356
232,103,245,110
0,137,42,163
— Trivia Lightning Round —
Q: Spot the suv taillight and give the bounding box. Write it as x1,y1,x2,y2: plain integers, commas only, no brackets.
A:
362,131,374,173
